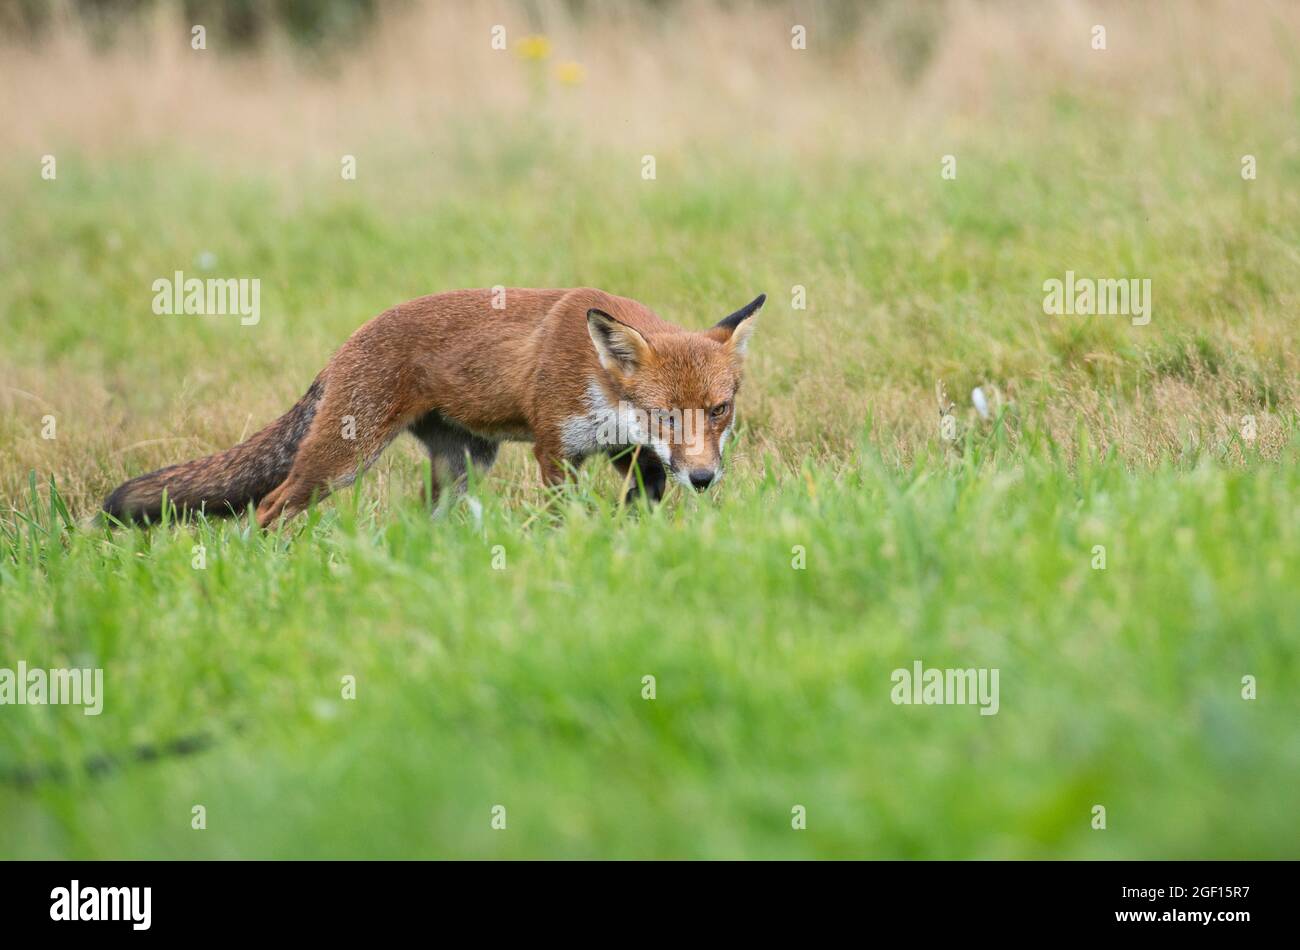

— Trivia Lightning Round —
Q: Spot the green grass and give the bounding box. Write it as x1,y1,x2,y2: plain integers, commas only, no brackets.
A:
1,434,1297,858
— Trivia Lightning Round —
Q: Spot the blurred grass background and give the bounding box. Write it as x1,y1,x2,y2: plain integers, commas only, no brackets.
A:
0,0,1298,858
3,447,1297,858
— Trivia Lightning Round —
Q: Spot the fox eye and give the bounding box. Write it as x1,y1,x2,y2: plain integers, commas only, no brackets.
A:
710,401,730,420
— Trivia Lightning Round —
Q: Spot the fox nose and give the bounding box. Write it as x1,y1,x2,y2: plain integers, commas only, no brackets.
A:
688,468,716,491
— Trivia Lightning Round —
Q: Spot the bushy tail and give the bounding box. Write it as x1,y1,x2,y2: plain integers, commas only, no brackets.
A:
103,377,325,523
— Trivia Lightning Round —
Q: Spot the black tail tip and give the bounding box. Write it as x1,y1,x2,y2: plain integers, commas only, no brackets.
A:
102,482,154,525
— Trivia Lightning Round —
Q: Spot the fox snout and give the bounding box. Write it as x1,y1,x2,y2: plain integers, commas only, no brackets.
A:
687,467,717,491
670,453,721,491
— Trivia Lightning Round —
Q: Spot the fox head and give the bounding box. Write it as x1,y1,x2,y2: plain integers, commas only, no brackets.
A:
586,294,765,490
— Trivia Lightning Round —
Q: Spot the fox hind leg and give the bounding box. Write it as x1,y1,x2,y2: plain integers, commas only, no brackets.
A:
407,411,499,507
255,398,409,528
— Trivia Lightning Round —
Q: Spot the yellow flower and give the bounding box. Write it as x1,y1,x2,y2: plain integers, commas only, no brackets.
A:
555,61,586,86
516,35,551,61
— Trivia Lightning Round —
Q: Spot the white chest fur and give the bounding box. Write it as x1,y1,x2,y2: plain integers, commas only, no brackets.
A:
559,379,671,467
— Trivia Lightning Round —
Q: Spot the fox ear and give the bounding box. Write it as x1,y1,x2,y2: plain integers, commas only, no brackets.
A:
711,293,765,356
587,309,652,375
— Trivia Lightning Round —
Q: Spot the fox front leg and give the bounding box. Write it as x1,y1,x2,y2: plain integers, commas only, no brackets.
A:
532,436,571,489
609,445,666,503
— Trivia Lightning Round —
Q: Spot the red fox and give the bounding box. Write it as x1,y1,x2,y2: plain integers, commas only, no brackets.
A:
104,288,764,527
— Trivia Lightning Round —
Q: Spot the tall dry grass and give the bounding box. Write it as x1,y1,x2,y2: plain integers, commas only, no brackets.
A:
3,0,1296,163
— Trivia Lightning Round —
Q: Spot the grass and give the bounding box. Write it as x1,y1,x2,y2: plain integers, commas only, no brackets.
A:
1,0,1298,858
2,438,1297,858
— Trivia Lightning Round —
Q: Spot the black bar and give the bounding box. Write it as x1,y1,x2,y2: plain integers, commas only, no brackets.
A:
0,860,1286,936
